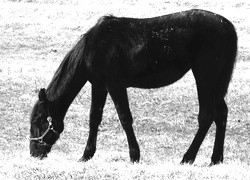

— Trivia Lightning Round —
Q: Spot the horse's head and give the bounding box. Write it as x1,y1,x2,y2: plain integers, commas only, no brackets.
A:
29,88,61,159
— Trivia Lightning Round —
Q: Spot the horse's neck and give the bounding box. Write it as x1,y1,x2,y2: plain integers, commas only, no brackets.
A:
47,76,85,115
46,51,87,116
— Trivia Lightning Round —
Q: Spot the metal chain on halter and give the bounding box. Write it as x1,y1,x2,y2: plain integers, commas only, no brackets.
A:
30,116,59,146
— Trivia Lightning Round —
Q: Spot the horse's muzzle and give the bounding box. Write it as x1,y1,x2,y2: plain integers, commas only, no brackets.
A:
30,141,51,159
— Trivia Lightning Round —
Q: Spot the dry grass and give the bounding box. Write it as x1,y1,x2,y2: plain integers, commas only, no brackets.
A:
0,0,250,179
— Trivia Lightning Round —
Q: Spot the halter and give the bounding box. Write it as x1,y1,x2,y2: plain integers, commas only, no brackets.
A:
30,116,59,147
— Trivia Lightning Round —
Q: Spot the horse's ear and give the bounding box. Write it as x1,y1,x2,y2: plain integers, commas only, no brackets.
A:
38,88,47,102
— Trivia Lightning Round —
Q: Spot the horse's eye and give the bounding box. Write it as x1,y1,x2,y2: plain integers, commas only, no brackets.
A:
38,118,46,126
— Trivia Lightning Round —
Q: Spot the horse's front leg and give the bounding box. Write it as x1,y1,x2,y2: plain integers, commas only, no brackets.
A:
79,85,107,162
106,84,140,163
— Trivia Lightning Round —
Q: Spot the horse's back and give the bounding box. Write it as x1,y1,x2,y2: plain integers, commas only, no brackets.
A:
84,9,237,88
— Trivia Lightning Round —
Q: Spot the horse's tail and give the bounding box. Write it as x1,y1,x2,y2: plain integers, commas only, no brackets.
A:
218,19,238,98
225,20,238,83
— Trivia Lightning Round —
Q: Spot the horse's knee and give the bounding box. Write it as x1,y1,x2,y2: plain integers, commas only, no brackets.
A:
89,108,103,128
198,107,215,128
214,100,228,127
119,113,133,128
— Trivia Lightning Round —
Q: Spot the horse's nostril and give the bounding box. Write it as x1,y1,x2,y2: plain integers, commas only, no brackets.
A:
30,140,52,160
30,149,48,159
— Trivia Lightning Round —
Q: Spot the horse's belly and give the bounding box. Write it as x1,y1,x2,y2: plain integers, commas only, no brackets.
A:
127,66,189,89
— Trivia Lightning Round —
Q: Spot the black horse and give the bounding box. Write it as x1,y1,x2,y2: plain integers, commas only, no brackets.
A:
29,9,237,165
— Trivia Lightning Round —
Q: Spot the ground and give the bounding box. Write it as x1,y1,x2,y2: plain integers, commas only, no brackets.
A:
0,0,250,179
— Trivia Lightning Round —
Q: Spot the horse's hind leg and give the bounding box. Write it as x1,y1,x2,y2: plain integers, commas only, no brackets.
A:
106,84,140,163
182,97,228,165
181,50,232,165
181,97,216,164
211,97,228,165
181,55,219,164
79,84,107,162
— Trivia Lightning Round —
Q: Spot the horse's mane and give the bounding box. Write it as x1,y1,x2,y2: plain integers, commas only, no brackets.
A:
46,34,87,102
45,15,118,102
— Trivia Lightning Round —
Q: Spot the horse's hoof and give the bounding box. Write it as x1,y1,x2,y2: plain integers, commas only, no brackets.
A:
180,157,194,165
78,156,91,162
129,149,140,163
209,160,223,166
130,157,140,163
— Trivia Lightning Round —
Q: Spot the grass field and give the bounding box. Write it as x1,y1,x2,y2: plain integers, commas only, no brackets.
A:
0,0,250,179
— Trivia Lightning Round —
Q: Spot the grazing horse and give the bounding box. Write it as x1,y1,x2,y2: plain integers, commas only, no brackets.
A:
29,9,237,165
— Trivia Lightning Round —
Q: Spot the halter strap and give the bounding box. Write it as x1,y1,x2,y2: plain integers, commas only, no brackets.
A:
30,116,59,146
